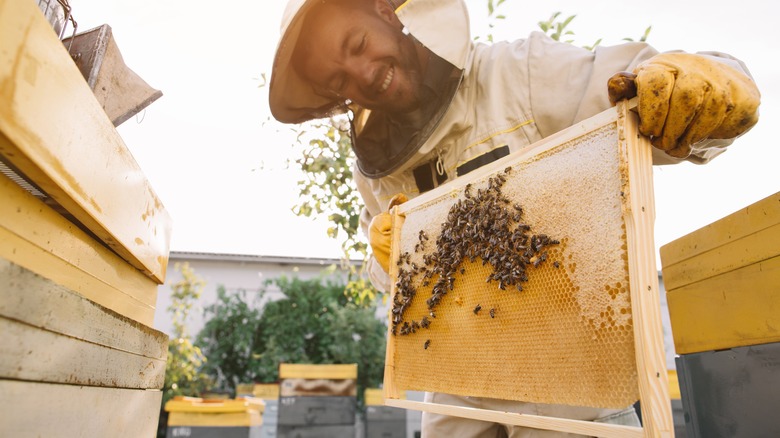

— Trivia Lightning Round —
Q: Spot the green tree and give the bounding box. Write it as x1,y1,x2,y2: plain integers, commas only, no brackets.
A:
159,263,211,437
196,286,264,394
164,262,210,402
291,119,379,304
196,275,387,403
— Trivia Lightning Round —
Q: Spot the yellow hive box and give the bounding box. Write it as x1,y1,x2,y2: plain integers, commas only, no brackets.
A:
364,388,407,406
364,388,384,407
252,383,280,400
660,191,780,354
278,363,357,380
165,396,264,427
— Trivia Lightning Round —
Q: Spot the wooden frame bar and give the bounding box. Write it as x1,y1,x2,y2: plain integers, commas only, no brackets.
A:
383,100,673,437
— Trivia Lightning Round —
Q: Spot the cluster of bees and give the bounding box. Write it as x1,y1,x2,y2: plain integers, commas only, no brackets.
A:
391,166,560,339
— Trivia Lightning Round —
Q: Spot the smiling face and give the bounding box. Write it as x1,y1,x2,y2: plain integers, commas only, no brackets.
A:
292,0,428,114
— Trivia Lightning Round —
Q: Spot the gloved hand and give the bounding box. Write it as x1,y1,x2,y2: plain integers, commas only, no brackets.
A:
369,193,408,273
608,53,760,158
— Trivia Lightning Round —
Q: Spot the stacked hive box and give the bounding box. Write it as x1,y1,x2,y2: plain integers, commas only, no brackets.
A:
165,396,265,438
365,388,406,438
253,383,281,438
0,1,171,435
660,191,780,437
277,364,358,438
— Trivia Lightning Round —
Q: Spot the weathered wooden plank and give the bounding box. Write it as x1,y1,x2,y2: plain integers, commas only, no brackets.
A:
0,167,159,325
0,0,171,282
659,191,780,267
0,226,155,325
0,379,161,437
0,257,167,359
667,254,780,354
0,317,165,389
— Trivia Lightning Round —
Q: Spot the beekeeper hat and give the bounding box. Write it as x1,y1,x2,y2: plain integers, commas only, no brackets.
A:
269,0,348,124
268,0,472,124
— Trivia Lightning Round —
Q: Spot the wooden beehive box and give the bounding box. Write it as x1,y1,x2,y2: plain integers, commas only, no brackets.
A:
383,101,672,437
277,364,358,436
660,191,780,355
0,0,171,435
164,396,265,437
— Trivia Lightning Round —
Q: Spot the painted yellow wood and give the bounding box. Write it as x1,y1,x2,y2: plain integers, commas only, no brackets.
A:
667,371,681,400
661,222,780,291
660,191,780,267
365,388,384,406
0,173,157,325
0,317,165,388
0,258,167,359
165,397,265,415
0,380,162,437
0,0,172,282
167,411,263,427
252,383,280,400
0,230,155,325
385,399,644,438
278,363,358,379
667,254,780,354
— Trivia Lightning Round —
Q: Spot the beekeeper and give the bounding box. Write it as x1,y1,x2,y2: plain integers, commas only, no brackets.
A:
269,0,760,435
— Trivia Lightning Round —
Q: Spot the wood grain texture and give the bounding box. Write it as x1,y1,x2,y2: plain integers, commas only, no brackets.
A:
667,255,780,354
0,0,171,282
660,191,779,267
0,317,165,389
618,102,673,437
0,380,162,437
0,257,166,358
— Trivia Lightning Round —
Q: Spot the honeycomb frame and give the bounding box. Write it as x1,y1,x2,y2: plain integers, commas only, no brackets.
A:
383,101,673,437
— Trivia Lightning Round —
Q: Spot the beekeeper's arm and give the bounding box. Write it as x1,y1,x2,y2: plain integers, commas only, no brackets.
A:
527,32,759,164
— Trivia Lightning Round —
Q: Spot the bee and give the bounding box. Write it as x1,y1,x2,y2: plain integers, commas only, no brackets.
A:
464,183,472,198
424,339,431,350
490,308,496,318
473,304,482,315
553,261,560,268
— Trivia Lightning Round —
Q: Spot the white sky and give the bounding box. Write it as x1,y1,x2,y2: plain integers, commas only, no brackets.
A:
69,0,779,264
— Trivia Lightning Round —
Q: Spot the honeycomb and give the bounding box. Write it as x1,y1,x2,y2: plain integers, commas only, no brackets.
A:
389,123,639,409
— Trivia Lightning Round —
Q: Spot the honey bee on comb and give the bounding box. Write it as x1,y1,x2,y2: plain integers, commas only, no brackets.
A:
389,166,560,336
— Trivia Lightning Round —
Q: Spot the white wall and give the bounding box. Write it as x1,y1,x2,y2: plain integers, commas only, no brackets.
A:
153,252,361,337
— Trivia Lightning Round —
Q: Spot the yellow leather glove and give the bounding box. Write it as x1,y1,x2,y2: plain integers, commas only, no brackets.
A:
368,194,408,273
608,53,760,158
